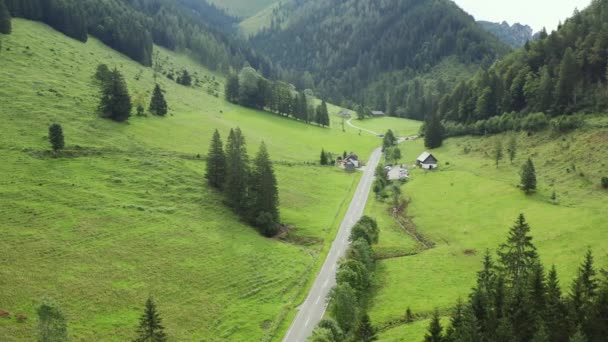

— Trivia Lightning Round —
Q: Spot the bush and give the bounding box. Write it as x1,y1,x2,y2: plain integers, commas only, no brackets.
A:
602,177,608,189
552,115,583,132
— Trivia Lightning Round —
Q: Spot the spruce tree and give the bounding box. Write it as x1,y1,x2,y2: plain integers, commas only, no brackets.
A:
425,309,444,342
355,314,378,342
317,100,330,127
250,142,280,236
556,48,579,112
546,265,570,342
225,73,239,103
99,68,132,122
520,158,537,194
224,128,250,214
149,84,167,116
37,300,68,342
424,114,444,149
494,140,504,168
205,129,226,189
0,0,11,34
508,135,517,164
133,297,167,342
444,299,464,342
497,214,538,286
48,123,65,152
320,149,328,165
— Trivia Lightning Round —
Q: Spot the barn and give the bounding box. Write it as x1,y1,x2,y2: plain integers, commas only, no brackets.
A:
417,152,438,170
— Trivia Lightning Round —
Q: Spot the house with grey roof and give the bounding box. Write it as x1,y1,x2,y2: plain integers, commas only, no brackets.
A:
416,152,438,170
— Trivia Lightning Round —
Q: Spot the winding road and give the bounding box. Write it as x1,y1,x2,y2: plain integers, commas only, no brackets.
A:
346,118,380,135
282,147,383,342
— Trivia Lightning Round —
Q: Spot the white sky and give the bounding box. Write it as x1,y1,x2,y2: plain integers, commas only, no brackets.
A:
452,0,593,32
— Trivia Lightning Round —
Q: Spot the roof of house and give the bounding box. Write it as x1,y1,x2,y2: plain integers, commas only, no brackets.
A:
417,152,438,163
371,111,385,116
338,110,352,118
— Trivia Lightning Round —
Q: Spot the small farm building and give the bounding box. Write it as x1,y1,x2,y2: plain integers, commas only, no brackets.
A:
417,152,438,170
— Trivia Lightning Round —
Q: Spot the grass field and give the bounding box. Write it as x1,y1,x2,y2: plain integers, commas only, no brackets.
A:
0,19,382,341
353,117,423,138
369,129,608,341
207,0,278,18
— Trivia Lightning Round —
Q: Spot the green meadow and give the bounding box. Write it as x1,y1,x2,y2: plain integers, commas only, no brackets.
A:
352,117,423,138
0,19,390,340
371,127,608,341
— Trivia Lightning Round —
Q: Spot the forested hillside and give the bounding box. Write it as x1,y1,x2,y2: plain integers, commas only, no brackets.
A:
478,21,534,48
250,0,510,119
207,0,278,18
438,0,606,132
3,0,273,74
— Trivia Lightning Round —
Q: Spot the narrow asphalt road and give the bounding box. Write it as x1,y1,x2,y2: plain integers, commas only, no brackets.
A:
282,147,383,342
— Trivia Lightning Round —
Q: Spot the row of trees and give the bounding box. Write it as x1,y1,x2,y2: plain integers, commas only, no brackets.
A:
310,216,380,341
205,128,280,237
95,65,169,121
438,0,608,126
225,67,331,127
3,0,272,73
425,214,607,342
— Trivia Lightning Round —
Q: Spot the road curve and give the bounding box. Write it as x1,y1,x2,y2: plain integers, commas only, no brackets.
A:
282,147,383,342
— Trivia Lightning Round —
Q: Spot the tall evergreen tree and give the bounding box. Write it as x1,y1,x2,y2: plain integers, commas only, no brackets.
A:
205,129,226,189
250,142,280,236
424,114,444,149
546,265,570,342
520,158,537,194
555,48,579,112
494,140,504,168
99,68,132,122
316,100,330,127
149,84,167,116
497,214,538,286
320,149,328,165
425,309,444,342
37,300,68,342
355,314,378,342
225,73,239,103
508,135,517,164
224,128,250,214
0,0,11,34
133,297,167,342
48,123,65,152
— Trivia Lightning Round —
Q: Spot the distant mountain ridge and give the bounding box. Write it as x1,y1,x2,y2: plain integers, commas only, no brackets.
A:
478,20,534,48
249,0,510,120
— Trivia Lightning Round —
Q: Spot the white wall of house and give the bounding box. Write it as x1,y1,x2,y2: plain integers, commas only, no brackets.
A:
421,163,437,170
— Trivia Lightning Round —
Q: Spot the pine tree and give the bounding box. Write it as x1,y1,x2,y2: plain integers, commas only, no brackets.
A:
546,265,570,342
556,48,579,112
48,123,65,152
149,84,167,116
520,158,537,194
424,114,444,149
225,73,239,103
0,0,11,34
250,142,280,236
444,299,464,342
320,149,328,165
205,129,226,189
494,140,504,168
570,250,598,326
177,70,192,86
425,309,444,342
37,300,68,342
497,214,538,286
99,68,132,122
355,314,378,342
316,100,330,127
133,297,167,342
508,135,517,164
224,128,250,214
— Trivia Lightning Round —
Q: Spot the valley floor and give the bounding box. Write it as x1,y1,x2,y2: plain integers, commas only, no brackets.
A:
366,128,608,341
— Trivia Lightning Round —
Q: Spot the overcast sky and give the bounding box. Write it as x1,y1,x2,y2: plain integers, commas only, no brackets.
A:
452,0,593,32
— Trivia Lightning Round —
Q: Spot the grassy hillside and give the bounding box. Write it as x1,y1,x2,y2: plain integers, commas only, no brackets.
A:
208,0,278,18
368,127,608,341
0,19,380,341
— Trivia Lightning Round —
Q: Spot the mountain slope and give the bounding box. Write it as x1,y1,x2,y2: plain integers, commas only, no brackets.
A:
0,19,386,340
439,0,608,125
250,0,510,119
478,21,534,48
